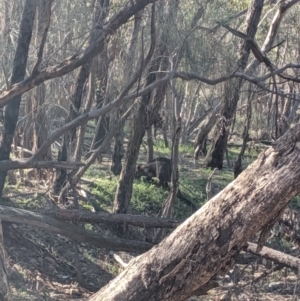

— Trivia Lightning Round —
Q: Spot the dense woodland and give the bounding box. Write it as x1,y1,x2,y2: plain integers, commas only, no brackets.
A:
1,0,300,300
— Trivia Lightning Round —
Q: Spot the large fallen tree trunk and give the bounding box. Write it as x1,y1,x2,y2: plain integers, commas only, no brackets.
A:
89,123,300,301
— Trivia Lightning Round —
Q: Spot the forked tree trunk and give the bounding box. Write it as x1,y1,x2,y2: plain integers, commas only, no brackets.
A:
89,123,300,301
207,0,263,169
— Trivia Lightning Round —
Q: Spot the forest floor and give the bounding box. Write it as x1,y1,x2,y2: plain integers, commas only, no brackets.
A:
2,140,300,300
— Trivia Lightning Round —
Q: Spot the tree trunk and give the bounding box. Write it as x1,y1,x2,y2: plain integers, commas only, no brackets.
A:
53,0,109,197
91,45,110,155
194,103,221,161
161,80,181,218
111,120,125,175
234,90,253,178
89,122,300,301
113,70,156,215
92,115,110,151
0,0,37,197
146,127,154,163
111,12,142,175
0,221,11,301
32,0,53,162
206,0,264,169
246,0,300,73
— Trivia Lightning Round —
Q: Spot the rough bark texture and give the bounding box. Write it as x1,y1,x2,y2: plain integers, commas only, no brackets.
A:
89,123,300,301
0,0,37,196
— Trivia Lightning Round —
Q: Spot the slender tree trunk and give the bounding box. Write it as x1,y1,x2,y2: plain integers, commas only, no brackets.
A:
91,46,111,155
0,0,37,197
111,12,142,175
162,110,169,148
89,122,300,301
146,127,154,163
206,0,264,169
0,0,36,297
111,125,125,175
234,89,253,178
161,79,181,218
113,62,158,215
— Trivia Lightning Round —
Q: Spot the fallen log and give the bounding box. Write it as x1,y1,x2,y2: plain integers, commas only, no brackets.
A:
246,242,300,271
0,159,84,171
0,205,151,252
39,208,181,228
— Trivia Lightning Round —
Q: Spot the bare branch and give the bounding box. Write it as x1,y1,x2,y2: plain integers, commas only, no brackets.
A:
0,0,156,108
0,159,84,171
174,70,234,85
31,73,171,161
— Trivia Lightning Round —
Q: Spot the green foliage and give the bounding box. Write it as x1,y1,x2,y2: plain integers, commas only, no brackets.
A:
131,180,169,214
83,164,205,219
226,0,249,10
85,176,119,212
290,194,300,210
